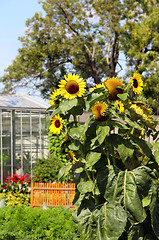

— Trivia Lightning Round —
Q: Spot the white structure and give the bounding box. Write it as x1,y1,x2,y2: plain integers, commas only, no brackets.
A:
0,94,49,183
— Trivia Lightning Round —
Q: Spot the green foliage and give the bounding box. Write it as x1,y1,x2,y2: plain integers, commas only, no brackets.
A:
0,206,81,240
1,0,158,112
48,72,159,239
32,157,63,183
48,131,69,164
0,192,30,207
3,192,30,207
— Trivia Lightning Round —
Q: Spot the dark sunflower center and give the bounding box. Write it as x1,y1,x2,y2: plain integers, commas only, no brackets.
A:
96,105,103,114
55,119,61,128
65,80,79,94
133,79,138,88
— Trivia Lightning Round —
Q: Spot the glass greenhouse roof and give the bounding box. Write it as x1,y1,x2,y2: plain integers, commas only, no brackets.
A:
0,94,49,110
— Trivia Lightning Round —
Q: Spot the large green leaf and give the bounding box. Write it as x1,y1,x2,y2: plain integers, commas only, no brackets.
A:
132,166,158,200
85,151,101,169
95,203,127,240
108,119,129,130
96,165,119,198
96,125,110,145
150,193,159,239
117,143,134,163
58,163,72,180
68,140,81,151
52,98,78,116
91,125,110,149
117,93,128,101
124,115,143,130
131,137,152,158
112,170,146,223
97,165,147,224
107,134,135,163
73,201,127,240
69,124,85,141
77,181,95,194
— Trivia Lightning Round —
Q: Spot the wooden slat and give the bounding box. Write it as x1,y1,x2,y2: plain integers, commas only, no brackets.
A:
31,182,75,208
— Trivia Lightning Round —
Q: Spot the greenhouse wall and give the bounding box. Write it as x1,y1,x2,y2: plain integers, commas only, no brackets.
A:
0,95,49,184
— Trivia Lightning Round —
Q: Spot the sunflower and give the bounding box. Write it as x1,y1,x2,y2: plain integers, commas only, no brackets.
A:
49,114,64,134
58,73,86,99
89,83,104,92
92,102,108,121
68,151,78,164
116,101,125,112
49,89,61,106
129,73,143,94
104,78,123,100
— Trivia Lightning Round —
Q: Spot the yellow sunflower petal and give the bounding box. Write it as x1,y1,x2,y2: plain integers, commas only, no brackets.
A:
129,73,143,94
49,114,64,134
58,73,86,99
116,101,125,112
89,83,104,92
104,78,123,100
68,151,78,164
92,102,109,121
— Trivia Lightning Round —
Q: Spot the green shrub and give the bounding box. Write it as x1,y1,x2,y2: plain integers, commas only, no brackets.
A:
32,156,63,183
32,132,74,182
0,206,81,240
0,192,30,207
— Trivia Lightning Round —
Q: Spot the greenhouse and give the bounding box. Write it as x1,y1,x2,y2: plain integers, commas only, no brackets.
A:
0,94,49,184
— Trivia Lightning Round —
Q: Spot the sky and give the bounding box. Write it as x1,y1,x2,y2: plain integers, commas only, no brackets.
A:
0,0,126,101
0,0,47,102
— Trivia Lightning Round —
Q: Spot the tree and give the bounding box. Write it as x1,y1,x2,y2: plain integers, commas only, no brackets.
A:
121,2,159,114
0,0,159,112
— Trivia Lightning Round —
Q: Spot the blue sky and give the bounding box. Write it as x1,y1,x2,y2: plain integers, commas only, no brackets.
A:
0,0,43,76
0,0,48,101
0,0,126,99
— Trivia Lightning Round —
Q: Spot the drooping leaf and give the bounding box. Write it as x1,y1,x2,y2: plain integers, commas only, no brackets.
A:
96,125,110,145
52,98,78,116
58,163,72,180
117,93,128,101
68,140,81,151
124,115,143,130
77,180,95,194
73,201,127,240
150,193,159,239
117,143,134,163
90,125,110,150
96,165,119,198
97,165,146,224
69,124,85,142
132,166,158,200
95,202,127,240
85,151,101,169
132,137,153,158
113,170,147,223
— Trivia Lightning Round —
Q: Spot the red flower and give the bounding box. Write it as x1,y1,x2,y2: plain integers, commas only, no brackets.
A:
3,185,7,188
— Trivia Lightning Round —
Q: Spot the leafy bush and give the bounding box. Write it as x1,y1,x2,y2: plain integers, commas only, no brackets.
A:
0,206,81,240
32,132,74,182
32,156,63,182
0,172,31,194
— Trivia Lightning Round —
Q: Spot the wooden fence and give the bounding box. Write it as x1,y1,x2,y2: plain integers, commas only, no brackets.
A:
31,182,76,209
